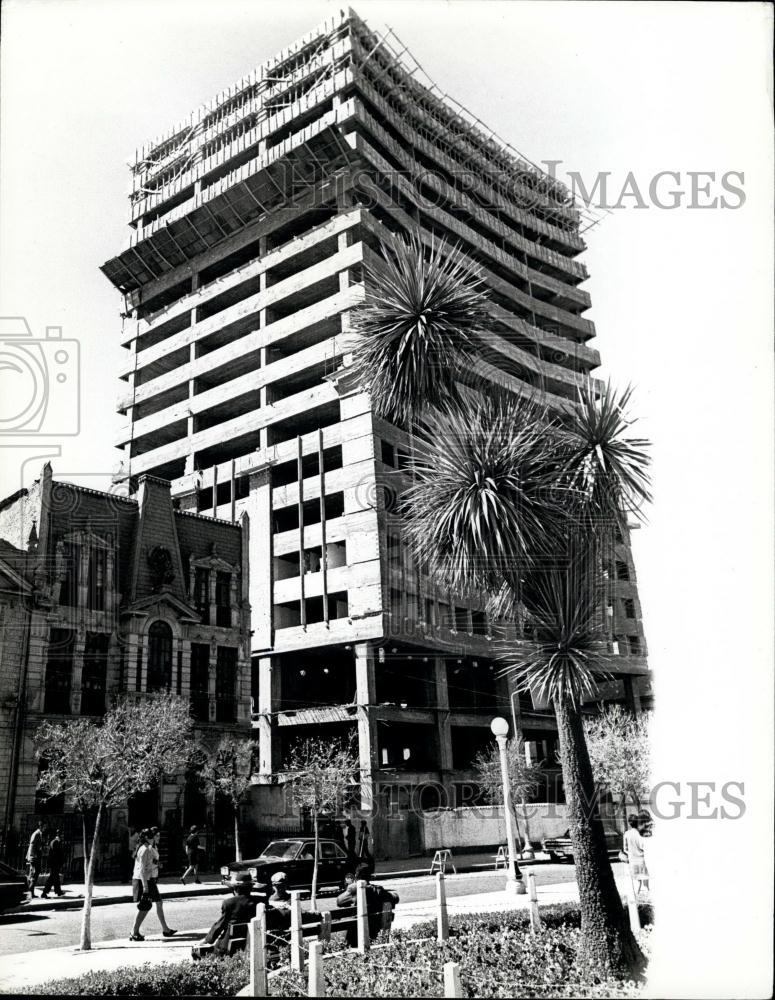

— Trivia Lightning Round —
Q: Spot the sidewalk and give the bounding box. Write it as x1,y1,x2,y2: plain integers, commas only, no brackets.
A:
8,873,230,914
0,932,204,993
0,872,641,993
10,851,550,914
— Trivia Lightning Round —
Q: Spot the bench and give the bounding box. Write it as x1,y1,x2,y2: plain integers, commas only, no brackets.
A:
193,897,396,960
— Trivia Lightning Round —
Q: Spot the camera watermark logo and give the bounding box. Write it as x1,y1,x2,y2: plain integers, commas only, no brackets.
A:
0,317,80,436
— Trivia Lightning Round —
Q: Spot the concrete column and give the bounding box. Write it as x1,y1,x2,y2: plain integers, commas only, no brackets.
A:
249,467,273,652
184,340,197,475
257,656,280,776
623,675,642,715
354,642,378,814
338,231,350,295
433,656,454,804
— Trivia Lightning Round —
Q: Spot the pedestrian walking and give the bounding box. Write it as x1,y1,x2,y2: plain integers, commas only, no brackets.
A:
357,819,372,859
130,828,177,941
343,818,356,858
622,814,650,895
26,820,46,897
41,828,65,898
182,825,202,885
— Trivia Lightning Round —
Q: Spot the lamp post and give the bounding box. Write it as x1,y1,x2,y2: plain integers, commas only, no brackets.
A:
490,717,526,894
509,690,536,860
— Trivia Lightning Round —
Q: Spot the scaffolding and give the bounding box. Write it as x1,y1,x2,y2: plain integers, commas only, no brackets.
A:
349,14,608,236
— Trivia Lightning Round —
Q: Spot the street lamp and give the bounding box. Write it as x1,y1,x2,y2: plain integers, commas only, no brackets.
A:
509,690,536,860
490,716,526,894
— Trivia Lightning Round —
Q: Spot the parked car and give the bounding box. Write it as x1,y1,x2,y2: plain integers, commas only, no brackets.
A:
542,828,621,863
0,860,28,912
220,838,374,894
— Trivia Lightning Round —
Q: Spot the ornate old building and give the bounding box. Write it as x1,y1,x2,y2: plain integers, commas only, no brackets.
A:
0,463,250,873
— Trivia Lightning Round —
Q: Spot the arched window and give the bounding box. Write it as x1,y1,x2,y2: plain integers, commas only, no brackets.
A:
147,621,173,692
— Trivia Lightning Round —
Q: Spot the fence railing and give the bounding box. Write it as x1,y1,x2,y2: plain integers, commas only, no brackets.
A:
241,868,644,997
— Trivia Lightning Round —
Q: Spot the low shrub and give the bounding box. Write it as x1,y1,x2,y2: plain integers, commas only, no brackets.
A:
396,901,654,941
25,904,652,997
19,952,248,997
270,907,653,998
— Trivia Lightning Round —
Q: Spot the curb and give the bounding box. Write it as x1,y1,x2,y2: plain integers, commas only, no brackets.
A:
8,857,554,912
7,883,230,914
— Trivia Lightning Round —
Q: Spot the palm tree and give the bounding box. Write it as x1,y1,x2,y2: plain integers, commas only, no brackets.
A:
350,236,652,977
509,552,645,976
349,231,489,426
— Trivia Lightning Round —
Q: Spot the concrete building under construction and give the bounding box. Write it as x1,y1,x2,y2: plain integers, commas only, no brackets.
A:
101,8,650,856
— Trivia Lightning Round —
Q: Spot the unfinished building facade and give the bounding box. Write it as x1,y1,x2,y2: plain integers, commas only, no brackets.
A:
101,9,650,856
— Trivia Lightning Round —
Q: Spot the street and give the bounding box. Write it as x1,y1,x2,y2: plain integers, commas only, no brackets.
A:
0,865,579,958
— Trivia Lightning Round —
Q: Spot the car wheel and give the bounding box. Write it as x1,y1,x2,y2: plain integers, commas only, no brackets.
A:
548,852,560,864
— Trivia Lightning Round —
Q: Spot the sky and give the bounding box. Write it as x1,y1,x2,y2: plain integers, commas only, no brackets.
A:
1,2,772,993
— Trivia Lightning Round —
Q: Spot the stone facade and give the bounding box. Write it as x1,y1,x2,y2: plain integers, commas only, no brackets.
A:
0,463,250,872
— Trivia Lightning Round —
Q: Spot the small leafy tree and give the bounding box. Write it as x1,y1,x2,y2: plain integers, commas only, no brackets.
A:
199,734,255,862
584,704,651,826
281,734,360,910
35,693,194,950
473,737,544,849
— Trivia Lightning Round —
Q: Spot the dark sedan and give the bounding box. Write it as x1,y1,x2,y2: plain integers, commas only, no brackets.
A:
0,860,29,912
220,838,373,894
542,828,622,863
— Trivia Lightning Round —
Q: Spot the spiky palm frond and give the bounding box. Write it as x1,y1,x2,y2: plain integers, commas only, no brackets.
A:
500,557,612,709
349,232,490,425
561,381,652,534
400,390,566,595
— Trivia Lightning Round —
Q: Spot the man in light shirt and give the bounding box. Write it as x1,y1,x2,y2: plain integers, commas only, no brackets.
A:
622,814,650,895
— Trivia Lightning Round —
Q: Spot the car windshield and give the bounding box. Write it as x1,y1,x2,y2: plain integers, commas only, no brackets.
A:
259,841,301,861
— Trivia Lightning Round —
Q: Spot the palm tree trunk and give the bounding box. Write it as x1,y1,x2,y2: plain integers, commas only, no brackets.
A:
553,696,644,978
79,803,103,951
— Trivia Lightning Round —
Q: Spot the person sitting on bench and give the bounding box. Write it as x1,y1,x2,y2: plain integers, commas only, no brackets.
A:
268,870,292,910
192,872,257,958
336,864,399,946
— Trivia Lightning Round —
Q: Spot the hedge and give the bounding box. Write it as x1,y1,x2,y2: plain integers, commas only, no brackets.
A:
23,903,653,997
19,953,249,997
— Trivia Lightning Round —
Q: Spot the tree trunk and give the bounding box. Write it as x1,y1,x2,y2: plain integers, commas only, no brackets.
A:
79,803,103,951
82,815,88,884
310,814,319,912
233,809,242,862
553,696,644,979
618,791,629,835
